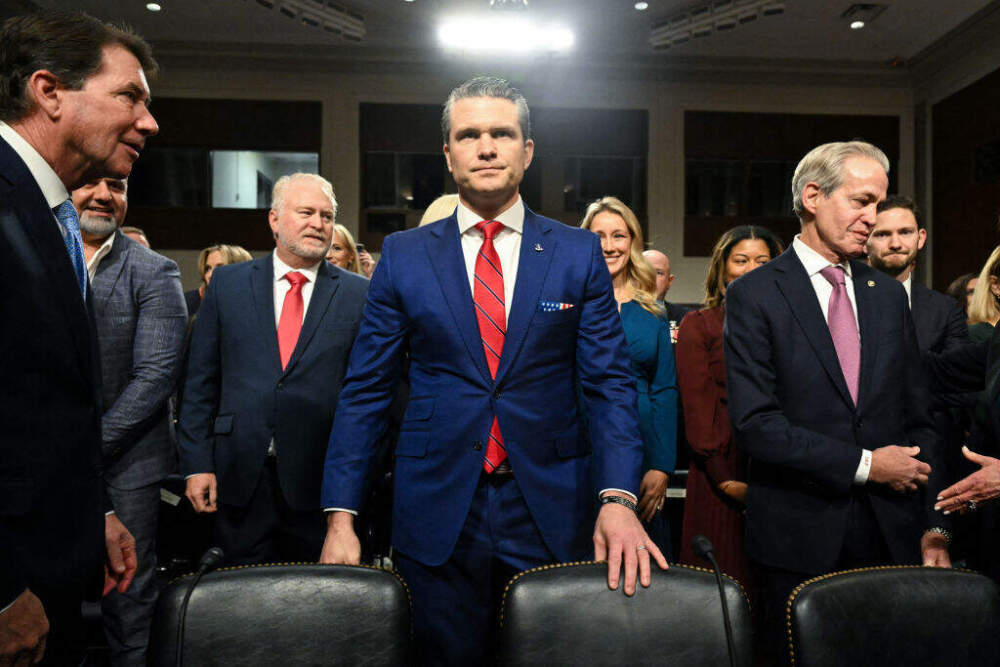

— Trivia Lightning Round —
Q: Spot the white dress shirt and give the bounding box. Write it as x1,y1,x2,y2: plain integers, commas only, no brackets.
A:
86,233,116,281
902,275,912,309
272,250,321,328
791,235,871,485
456,196,523,318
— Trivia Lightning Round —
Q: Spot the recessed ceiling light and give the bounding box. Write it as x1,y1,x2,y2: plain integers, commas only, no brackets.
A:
635,1,649,9
145,2,161,11
850,20,865,29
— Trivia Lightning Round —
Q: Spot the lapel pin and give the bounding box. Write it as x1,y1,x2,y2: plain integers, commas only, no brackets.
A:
534,243,543,252
867,280,875,287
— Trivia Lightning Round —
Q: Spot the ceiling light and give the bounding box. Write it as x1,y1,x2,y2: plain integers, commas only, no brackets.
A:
850,20,865,29
438,16,574,54
252,0,366,41
145,2,161,10
650,0,784,50
841,4,886,30
635,2,649,9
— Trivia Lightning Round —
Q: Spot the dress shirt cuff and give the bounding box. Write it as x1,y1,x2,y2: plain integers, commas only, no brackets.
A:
324,507,359,516
0,594,19,615
854,449,872,485
105,510,115,517
599,488,638,503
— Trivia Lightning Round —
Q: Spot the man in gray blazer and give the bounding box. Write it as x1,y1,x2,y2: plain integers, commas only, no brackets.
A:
74,176,187,667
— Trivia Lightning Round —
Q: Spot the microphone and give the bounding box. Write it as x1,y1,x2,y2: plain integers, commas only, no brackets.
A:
692,535,738,667
175,547,225,667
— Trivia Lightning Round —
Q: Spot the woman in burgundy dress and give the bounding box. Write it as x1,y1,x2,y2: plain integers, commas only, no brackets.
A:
677,225,783,591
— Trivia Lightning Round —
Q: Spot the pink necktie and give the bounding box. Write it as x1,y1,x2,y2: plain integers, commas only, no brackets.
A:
277,271,307,370
819,265,860,404
473,221,507,472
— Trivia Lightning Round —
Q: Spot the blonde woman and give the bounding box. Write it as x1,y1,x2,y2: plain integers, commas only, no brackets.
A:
581,196,677,556
185,243,253,317
326,223,362,274
419,193,460,227
967,245,1000,340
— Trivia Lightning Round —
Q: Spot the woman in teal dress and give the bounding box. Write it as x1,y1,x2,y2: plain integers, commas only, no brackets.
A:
581,196,678,557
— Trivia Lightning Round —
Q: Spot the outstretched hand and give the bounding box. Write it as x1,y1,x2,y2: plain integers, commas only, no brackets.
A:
593,495,668,596
935,446,1000,515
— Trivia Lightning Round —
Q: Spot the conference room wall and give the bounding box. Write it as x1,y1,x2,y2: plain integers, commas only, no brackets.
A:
150,68,913,304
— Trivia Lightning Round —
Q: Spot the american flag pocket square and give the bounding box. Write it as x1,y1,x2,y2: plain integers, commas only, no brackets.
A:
539,300,576,312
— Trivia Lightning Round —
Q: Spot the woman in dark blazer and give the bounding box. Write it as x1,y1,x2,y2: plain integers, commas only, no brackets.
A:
677,225,783,586
582,196,678,557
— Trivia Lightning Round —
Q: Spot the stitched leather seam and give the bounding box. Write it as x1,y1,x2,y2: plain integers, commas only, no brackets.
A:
497,561,750,628
785,565,980,666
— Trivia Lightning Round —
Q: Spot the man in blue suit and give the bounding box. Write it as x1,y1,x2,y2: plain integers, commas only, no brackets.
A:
320,77,665,665
74,176,187,666
179,173,369,565
0,12,157,664
724,141,951,663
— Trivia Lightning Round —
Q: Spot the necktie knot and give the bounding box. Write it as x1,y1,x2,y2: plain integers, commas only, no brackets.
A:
54,200,80,233
476,220,503,241
820,265,846,287
285,271,307,289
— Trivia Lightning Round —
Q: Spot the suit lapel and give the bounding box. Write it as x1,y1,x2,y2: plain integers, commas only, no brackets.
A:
92,232,127,312
427,214,492,384
773,249,855,408
251,255,282,374
0,139,92,383
283,261,340,376
494,210,555,387
909,282,931,351
851,261,879,409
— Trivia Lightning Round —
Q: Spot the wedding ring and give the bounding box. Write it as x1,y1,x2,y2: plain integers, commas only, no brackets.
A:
968,499,978,511
637,545,648,551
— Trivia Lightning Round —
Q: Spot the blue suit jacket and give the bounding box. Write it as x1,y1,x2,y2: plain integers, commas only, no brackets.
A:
92,231,187,490
178,255,369,511
321,209,644,566
0,137,105,608
724,248,942,574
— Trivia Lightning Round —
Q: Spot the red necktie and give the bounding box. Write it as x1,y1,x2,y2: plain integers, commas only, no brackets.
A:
277,271,308,370
474,221,507,472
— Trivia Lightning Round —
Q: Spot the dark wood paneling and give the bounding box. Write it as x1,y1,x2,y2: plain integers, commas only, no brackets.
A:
132,207,275,251
932,67,1000,291
148,98,321,150
684,111,900,256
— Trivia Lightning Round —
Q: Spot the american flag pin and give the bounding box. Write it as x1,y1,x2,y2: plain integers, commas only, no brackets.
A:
534,243,543,252
867,280,875,287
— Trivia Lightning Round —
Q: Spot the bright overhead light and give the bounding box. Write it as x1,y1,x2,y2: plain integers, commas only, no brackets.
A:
145,2,161,11
438,17,574,54
635,1,649,9
850,19,865,29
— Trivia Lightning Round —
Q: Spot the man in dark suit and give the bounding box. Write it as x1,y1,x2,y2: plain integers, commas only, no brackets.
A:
320,77,665,665
179,173,369,565
644,248,690,345
724,141,951,663
866,195,967,355
0,12,157,664
73,176,187,666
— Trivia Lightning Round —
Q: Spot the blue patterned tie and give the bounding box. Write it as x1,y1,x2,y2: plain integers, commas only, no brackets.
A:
54,199,88,300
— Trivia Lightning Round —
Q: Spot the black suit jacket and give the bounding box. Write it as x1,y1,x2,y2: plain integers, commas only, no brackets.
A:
178,255,369,511
724,248,941,574
0,136,105,608
911,282,968,356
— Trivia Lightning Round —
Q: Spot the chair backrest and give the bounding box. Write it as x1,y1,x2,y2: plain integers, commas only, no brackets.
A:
788,566,1000,667
497,561,752,667
150,563,411,667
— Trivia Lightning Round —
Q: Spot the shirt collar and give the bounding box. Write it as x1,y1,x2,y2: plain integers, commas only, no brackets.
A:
272,250,321,284
0,121,69,209
87,231,117,276
902,274,912,302
456,196,525,235
792,234,853,279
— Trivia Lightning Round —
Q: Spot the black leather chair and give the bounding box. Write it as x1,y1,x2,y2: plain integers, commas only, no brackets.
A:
788,566,1000,667
150,563,411,666
497,561,752,666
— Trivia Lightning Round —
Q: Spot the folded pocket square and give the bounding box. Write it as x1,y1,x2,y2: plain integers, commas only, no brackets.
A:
539,300,576,312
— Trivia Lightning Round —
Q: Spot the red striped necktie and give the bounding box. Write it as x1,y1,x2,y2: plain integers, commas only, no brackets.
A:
474,220,507,472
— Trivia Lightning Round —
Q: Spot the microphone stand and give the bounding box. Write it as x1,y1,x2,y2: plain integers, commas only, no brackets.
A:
692,535,738,667
175,547,224,667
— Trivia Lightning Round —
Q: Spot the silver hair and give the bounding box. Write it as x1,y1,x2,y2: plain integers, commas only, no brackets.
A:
270,173,337,216
441,76,531,144
791,141,890,219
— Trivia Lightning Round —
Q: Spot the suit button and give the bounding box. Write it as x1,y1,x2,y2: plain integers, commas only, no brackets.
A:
493,390,502,400
277,382,284,390
473,441,483,451
856,419,863,428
